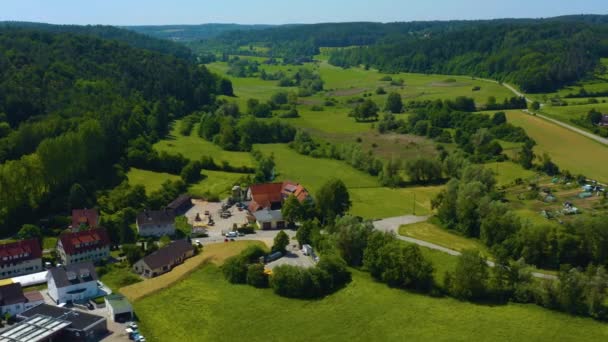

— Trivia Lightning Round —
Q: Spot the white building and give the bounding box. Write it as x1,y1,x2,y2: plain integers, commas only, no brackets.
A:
46,262,99,304
57,228,111,265
136,209,176,237
0,283,44,317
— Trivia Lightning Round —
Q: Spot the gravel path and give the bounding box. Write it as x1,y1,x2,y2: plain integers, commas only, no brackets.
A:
373,216,557,280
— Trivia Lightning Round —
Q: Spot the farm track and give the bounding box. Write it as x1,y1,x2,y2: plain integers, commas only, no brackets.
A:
373,215,558,280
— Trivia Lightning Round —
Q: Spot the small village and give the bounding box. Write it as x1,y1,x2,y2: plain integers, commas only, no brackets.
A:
0,180,314,341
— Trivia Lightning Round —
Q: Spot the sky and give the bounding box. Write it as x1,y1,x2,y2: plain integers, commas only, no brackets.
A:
0,0,606,26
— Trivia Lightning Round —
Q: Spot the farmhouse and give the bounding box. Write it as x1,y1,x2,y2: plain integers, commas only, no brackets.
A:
136,209,176,237
600,114,608,127
166,193,193,214
133,240,195,278
247,181,311,229
15,303,107,342
57,228,110,265
0,239,43,280
0,283,44,316
70,208,99,230
47,262,99,304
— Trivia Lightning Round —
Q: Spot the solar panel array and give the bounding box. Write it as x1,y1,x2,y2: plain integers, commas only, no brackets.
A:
0,314,70,342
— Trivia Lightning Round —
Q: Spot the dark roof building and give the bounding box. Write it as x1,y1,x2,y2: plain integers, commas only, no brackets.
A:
0,283,26,307
600,114,608,126
48,262,98,288
15,304,108,341
166,194,193,213
136,209,176,237
133,240,195,278
71,209,99,230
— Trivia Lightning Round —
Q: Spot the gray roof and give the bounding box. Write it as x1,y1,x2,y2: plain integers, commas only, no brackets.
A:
253,209,283,223
19,304,105,331
48,262,97,288
139,240,194,270
0,283,26,306
136,209,176,227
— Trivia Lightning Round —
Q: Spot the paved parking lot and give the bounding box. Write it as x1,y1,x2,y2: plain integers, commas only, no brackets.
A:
265,243,316,270
185,200,249,237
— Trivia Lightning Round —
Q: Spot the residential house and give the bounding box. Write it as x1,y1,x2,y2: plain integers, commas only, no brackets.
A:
133,240,194,278
247,181,311,229
136,209,176,237
17,303,107,341
0,239,43,280
71,208,99,231
0,283,44,316
600,114,608,127
166,194,193,214
47,262,99,304
57,228,110,265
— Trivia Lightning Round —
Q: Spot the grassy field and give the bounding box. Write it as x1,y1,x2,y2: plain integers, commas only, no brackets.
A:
188,170,250,198
127,168,180,193
134,264,608,342
122,241,264,302
399,219,491,258
154,122,254,168
483,161,538,187
506,110,608,183
349,186,440,219
99,262,142,293
540,102,608,127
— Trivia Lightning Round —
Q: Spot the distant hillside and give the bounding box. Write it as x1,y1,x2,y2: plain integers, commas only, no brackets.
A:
0,21,194,61
125,23,274,41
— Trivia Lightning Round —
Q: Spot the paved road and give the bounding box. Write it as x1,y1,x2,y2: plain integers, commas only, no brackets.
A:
373,216,557,280
501,83,608,146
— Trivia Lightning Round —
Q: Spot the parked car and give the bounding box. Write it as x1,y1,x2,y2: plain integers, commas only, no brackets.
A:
128,322,138,330
86,302,94,310
225,231,238,238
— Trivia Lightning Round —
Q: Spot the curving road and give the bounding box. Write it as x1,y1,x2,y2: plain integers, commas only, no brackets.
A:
501,83,608,146
373,215,557,280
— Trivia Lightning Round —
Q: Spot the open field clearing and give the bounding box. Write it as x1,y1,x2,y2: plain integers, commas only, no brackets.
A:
505,110,608,183
483,161,538,187
349,186,440,219
127,168,180,193
154,122,254,168
399,220,491,258
540,102,608,126
188,169,250,197
122,241,263,302
134,264,608,342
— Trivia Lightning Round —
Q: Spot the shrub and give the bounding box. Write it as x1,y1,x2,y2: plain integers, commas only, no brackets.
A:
222,256,248,284
246,264,268,288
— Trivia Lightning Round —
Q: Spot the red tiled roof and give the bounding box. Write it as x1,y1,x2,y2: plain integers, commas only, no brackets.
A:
71,209,99,229
59,228,110,255
23,290,43,303
0,239,41,266
248,181,310,212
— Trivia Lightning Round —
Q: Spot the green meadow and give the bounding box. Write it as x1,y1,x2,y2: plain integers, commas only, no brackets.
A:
505,110,608,183
135,262,608,342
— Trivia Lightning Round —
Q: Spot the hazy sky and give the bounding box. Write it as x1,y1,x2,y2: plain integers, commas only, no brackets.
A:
0,0,606,25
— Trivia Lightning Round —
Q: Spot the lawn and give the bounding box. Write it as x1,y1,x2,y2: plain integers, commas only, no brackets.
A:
154,121,254,168
483,161,538,187
188,170,250,198
349,186,441,219
42,237,57,250
99,262,142,293
126,168,180,194
121,241,264,302
134,265,608,342
506,110,608,183
399,219,492,258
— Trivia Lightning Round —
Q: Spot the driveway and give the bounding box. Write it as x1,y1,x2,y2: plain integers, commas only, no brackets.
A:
373,215,557,280
192,228,296,248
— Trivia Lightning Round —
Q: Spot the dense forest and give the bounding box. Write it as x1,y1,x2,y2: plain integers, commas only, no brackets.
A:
183,16,608,92
0,27,231,233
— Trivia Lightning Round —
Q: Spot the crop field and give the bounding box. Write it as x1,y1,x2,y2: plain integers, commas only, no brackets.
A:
154,122,254,168
134,263,608,342
506,110,608,183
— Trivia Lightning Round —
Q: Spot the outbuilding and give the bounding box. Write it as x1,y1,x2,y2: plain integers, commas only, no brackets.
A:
104,294,133,322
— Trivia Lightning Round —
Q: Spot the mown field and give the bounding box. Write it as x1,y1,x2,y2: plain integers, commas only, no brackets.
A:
134,252,608,342
506,110,608,183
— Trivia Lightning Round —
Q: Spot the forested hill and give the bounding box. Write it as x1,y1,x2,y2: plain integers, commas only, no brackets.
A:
329,21,608,92
0,21,194,61
188,16,608,92
0,28,231,232
125,23,274,41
